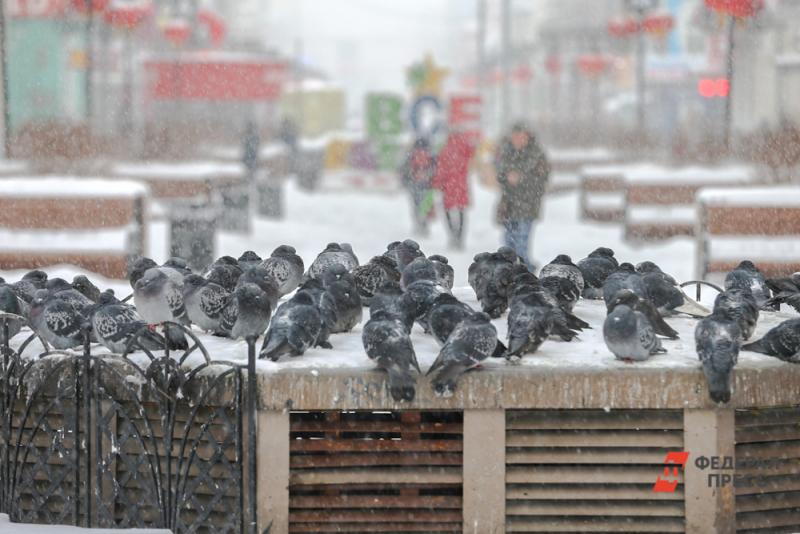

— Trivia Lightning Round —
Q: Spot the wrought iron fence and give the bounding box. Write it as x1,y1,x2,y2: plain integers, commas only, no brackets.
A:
0,314,261,533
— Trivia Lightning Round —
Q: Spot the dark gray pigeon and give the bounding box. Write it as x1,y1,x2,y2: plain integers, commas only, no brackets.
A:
638,266,709,317
384,239,424,271
577,248,618,299
511,270,588,336
352,256,401,305
237,266,280,311
259,245,304,297
403,279,449,332
183,274,230,334
428,255,454,290
427,312,498,397
305,243,358,280
539,276,580,313
765,273,800,313
237,250,262,271
129,257,185,290
46,278,94,310
259,291,324,361
604,297,666,362
293,279,337,347
11,270,48,303
163,256,192,275
400,257,438,289
540,255,584,293
89,291,164,353
128,257,158,288
29,289,84,350
469,247,518,318
607,289,679,340
225,282,273,341
72,275,102,302
427,293,508,357
321,264,362,333
725,261,771,308
602,263,647,308
0,285,23,343
696,309,742,403
636,261,677,285
742,318,800,362
506,291,554,360
369,281,415,332
714,289,759,340
205,262,243,292
362,310,421,402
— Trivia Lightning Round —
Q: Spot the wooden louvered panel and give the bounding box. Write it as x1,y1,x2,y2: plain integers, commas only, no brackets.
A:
506,409,685,533
289,410,463,534
735,406,800,532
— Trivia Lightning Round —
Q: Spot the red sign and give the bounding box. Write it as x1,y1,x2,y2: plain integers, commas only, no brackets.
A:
448,95,481,142
698,78,730,98
7,0,67,17
146,59,288,101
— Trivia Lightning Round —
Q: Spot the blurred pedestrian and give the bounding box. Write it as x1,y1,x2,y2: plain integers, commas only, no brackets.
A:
433,129,476,250
400,138,437,236
494,122,550,269
242,120,260,182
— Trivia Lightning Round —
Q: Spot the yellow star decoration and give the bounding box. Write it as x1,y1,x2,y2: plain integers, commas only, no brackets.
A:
407,54,450,98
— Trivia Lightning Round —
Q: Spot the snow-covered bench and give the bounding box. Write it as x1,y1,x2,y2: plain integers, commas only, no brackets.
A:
697,186,800,279
578,163,654,222
624,165,754,242
0,178,148,278
548,148,618,193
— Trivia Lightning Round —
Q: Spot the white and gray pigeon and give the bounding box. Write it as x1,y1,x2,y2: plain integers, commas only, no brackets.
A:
237,250,262,271
11,270,48,303
383,239,424,271
742,318,800,362
362,310,421,402
428,255,455,290
602,263,648,308
133,268,190,350
713,289,759,340
183,274,230,334
89,291,165,353
259,245,304,297
29,289,84,350
259,291,324,361
427,312,498,397
352,256,401,305
539,255,585,293
695,308,742,404
400,257,438,290
765,273,800,313
724,261,771,308
603,296,666,362
224,282,273,341
305,243,359,280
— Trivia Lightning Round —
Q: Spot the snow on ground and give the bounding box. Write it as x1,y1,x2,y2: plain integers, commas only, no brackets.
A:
0,514,168,533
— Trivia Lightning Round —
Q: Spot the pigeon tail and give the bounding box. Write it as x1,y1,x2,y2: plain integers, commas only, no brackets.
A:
430,363,465,397
566,312,591,331
551,323,579,342
260,334,291,361
386,367,416,402
164,324,188,351
491,340,508,358
673,295,711,318
741,338,769,355
507,335,528,357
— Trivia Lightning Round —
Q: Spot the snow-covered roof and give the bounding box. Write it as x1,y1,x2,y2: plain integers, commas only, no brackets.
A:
112,161,245,179
625,165,754,185
0,178,148,198
698,186,800,206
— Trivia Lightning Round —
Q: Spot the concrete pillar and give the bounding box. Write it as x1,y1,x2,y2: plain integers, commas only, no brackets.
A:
463,409,506,534
257,409,290,534
683,407,736,534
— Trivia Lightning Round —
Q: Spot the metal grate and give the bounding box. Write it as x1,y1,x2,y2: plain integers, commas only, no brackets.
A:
505,409,685,533
288,410,463,533
736,406,800,533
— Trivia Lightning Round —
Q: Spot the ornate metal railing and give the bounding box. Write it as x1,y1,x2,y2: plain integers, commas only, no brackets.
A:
0,315,262,533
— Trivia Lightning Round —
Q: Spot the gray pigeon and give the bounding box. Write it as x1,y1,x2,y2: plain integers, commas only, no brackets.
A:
29,289,84,350
511,271,587,337
384,239,424,271
602,263,647,308
11,270,48,303
46,278,94,311
89,291,164,353
225,282,273,341
577,248,618,299
725,261,771,308
321,264,363,333
742,318,800,362
607,289,679,340
294,278,337,347
305,243,359,280
427,312,498,397
469,247,518,318
72,275,102,302
604,297,666,362
695,309,742,403
133,268,190,350
259,245,304,297
183,274,230,334
506,291,554,359
428,255,454,290
259,291,324,361
403,279,449,332
362,310,421,402
0,285,23,343
237,266,280,311
539,276,581,313
352,256,401,305
400,257,438,289
638,264,709,317
369,282,415,332
714,289,759,340
237,250,262,271
540,255,584,293
129,257,185,290
427,293,508,357
765,273,800,313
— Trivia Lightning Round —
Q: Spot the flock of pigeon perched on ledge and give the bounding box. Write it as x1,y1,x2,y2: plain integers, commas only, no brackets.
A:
0,239,798,404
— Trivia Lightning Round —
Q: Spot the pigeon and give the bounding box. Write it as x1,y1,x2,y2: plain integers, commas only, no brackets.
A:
636,261,677,285
163,256,193,275
362,310,420,402
352,256,401,305
294,278,337,347
305,243,359,280
72,275,102,302
183,274,230,334
45,278,94,315
10,270,48,303
428,255,455,290
400,257,438,289
384,239,424,271
604,296,666,362
133,268,189,350
607,289,679,340
128,257,158,288
369,282,415,332
725,261,771,308
238,250,262,271
237,266,280,311
713,289,759,341
506,291,555,359
259,245,305,297
225,283,273,341
469,247,518,318
205,262,243,293
540,255,585,293
0,285,23,343
695,309,742,403
89,291,165,353
427,312,498,397
764,273,800,313
742,318,800,362
403,279,449,332
427,293,508,357
129,257,185,289
539,276,581,313
29,290,84,350
577,248,618,299
511,270,588,336
259,292,324,361
637,264,709,317
321,265,363,333
602,263,648,308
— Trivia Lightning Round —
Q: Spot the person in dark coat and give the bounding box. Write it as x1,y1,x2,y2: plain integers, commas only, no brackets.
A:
400,138,437,236
432,130,476,250
242,120,261,182
494,122,550,269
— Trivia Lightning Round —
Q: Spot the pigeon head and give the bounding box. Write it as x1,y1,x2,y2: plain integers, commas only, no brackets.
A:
590,247,615,258
184,274,208,290
72,275,101,302
472,252,491,263
240,266,279,295
31,289,49,307
386,241,401,251
272,245,297,256
428,254,449,265
552,254,574,265
22,269,48,286
469,311,493,324
0,286,20,315
737,260,757,272
372,255,398,270
238,250,262,263
164,257,191,271
402,239,420,250
292,291,316,307
323,264,349,281
213,255,239,267
497,246,518,263
375,281,403,296
46,278,72,293
134,269,167,295
324,243,343,252
432,293,461,306
608,289,640,311
236,283,270,311
617,263,636,273
635,261,661,274
128,257,157,287
511,263,534,278
97,290,119,305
